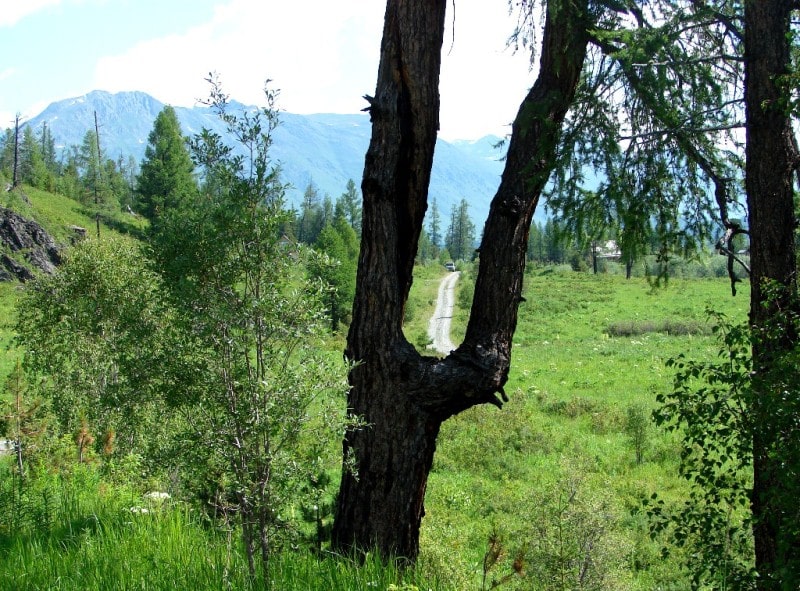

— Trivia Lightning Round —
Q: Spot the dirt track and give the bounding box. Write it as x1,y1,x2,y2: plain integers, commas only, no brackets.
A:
427,271,460,354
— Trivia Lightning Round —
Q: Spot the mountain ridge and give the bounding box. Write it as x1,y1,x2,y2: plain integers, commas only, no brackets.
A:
21,90,513,224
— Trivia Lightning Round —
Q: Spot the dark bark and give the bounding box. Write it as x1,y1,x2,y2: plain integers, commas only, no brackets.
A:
744,0,800,586
332,0,589,561
331,0,448,560
12,114,20,189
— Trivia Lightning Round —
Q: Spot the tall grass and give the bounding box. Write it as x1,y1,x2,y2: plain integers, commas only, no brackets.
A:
0,459,439,591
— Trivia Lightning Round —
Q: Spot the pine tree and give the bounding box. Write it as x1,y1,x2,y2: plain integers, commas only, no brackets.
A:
428,197,442,258
0,128,14,181
297,181,323,244
311,218,359,332
445,199,476,261
335,178,362,236
136,105,196,221
38,122,57,173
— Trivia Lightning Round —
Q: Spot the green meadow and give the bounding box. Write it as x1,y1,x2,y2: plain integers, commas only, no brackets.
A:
414,266,749,589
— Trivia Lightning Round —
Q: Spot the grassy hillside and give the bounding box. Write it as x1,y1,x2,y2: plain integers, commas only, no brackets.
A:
0,185,146,383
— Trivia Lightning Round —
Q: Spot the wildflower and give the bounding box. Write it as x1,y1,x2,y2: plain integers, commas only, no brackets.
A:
144,491,171,501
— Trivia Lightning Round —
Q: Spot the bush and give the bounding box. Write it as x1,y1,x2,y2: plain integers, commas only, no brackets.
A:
625,404,650,465
606,319,711,337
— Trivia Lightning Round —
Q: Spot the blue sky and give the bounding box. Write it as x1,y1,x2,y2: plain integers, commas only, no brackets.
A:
0,0,534,140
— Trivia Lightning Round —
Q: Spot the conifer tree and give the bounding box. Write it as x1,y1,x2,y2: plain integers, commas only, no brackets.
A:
311,217,359,332
136,105,196,222
445,199,477,261
427,196,442,258
297,181,323,244
335,178,362,236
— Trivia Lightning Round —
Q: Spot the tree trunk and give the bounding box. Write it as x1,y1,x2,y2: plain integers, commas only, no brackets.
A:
744,0,799,586
332,0,589,561
12,115,20,188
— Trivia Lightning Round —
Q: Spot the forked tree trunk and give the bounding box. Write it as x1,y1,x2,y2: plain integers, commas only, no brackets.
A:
332,0,590,560
744,1,800,586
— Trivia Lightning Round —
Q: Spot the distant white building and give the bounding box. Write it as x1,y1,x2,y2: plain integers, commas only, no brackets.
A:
593,240,622,259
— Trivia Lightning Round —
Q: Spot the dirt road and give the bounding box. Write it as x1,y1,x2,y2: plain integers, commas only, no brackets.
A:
427,271,460,354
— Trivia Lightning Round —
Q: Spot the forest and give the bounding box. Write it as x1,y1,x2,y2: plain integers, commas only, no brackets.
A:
1,1,800,590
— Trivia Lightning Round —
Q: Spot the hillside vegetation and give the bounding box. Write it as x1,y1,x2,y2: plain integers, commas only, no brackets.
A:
0,186,144,381
0,183,752,589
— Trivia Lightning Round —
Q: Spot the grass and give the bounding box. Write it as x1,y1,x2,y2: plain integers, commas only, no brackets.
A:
0,461,440,591
2,186,147,244
1,184,756,588
415,266,750,589
0,264,753,589
0,282,22,384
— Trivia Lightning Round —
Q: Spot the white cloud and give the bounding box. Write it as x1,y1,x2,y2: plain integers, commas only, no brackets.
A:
0,110,14,129
92,0,383,113
0,98,49,127
22,99,51,120
439,2,534,139
91,0,532,139
0,0,62,27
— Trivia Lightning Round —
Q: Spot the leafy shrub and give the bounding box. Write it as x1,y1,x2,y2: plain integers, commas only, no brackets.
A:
648,310,756,589
625,404,650,465
543,395,600,419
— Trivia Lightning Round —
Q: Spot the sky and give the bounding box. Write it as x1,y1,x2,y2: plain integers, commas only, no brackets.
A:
0,0,536,141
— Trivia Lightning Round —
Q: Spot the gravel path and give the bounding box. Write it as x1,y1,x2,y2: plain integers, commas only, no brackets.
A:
427,271,460,354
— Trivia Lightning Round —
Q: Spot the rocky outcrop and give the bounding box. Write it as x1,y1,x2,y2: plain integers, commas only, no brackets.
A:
0,206,63,282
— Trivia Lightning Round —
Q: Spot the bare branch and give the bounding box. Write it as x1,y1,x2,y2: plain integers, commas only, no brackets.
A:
619,122,744,141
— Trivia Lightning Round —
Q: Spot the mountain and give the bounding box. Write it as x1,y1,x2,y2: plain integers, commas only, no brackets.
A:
23,90,514,226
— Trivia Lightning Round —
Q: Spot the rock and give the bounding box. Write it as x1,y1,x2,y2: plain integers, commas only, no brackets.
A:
0,206,63,282
1,254,35,282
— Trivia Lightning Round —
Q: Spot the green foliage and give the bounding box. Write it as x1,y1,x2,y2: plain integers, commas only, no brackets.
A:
650,280,800,589
3,249,757,588
0,456,441,590
625,403,650,465
523,463,634,590
541,1,744,282
310,217,359,332
2,85,354,585
428,197,443,259
0,282,20,385
1,359,47,479
480,529,525,590
14,236,175,454
417,268,748,589
150,75,351,579
136,105,197,222
298,466,336,553
19,126,52,191
445,199,476,262
650,310,756,589
335,178,362,237
606,318,712,337
748,281,800,587
528,218,583,265
296,181,325,244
